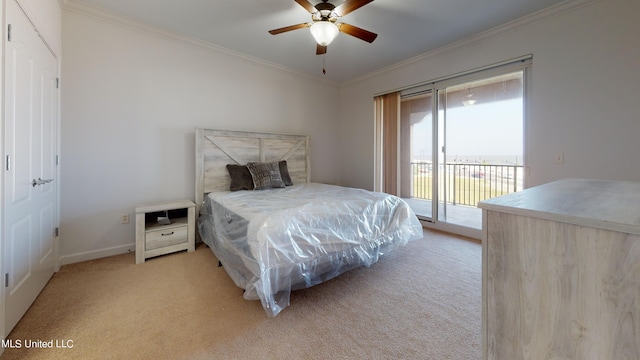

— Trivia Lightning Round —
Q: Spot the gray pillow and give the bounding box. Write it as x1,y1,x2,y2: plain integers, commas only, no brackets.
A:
247,162,285,190
279,160,293,186
226,164,254,191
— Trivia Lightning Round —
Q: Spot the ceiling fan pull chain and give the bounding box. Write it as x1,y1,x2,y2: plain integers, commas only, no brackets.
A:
322,54,326,75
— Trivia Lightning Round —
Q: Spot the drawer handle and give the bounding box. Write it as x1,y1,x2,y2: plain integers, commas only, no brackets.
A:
161,231,174,236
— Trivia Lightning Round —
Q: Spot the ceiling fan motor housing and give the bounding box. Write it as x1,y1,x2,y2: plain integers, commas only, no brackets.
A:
312,8,338,23
315,1,335,10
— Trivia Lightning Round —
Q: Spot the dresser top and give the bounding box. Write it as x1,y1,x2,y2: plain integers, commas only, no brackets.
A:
478,178,640,235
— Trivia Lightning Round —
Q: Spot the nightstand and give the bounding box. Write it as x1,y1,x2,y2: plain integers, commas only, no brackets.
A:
135,199,195,264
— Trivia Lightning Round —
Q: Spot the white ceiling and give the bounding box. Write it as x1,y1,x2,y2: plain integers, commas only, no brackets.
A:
66,0,566,83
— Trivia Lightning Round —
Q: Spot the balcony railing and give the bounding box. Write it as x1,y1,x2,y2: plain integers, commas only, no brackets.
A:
411,162,523,207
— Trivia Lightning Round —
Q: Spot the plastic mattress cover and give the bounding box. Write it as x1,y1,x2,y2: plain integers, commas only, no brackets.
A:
198,182,423,316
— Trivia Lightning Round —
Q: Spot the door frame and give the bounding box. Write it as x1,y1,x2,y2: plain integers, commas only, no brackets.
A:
1,0,6,344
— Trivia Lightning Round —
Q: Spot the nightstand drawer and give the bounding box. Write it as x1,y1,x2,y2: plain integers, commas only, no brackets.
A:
145,226,188,251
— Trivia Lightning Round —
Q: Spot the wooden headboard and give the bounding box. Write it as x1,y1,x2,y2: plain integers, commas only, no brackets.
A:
195,128,311,213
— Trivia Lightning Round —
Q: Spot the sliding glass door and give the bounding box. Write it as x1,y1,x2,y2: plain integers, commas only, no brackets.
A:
435,72,524,228
396,61,528,231
400,92,434,219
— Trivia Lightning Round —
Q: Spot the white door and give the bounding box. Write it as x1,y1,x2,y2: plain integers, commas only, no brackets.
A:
3,0,58,336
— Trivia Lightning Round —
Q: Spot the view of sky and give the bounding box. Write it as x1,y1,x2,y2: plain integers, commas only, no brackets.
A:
411,98,523,164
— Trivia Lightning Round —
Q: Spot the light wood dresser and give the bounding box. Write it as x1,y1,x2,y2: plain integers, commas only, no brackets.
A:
135,199,195,264
478,178,640,359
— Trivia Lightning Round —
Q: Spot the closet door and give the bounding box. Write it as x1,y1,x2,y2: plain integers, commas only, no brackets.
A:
3,0,57,336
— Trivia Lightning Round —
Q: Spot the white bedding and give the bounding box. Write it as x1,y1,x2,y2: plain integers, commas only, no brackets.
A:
198,183,423,316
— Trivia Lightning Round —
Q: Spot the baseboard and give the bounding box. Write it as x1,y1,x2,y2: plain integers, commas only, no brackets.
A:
58,243,135,266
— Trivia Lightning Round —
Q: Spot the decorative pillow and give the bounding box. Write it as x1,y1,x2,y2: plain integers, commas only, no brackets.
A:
279,160,293,186
246,162,285,190
226,164,254,191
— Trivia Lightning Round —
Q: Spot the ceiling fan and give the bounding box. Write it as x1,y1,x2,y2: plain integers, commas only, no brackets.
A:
268,0,378,55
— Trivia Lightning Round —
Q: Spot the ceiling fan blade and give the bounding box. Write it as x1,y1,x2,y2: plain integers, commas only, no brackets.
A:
268,23,310,35
316,44,327,55
338,23,378,43
335,0,374,16
295,0,317,13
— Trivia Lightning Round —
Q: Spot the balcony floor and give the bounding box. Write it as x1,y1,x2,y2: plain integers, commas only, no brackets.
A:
403,198,482,230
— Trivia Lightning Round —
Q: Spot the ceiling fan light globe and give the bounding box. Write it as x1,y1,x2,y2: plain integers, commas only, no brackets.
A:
310,21,339,46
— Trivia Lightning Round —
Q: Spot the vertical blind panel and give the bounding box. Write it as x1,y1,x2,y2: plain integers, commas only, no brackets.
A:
382,92,399,196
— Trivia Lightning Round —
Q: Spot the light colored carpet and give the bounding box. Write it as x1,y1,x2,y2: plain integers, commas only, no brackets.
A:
1,229,481,360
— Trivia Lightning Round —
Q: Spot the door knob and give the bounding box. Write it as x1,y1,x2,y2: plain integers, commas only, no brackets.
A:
32,177,54,187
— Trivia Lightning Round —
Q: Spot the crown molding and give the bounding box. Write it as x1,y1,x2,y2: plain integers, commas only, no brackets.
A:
61,0,337,86
341,0,600,87
61,0,599,87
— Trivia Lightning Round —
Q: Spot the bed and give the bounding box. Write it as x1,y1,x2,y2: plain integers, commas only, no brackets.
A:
195,129,423,316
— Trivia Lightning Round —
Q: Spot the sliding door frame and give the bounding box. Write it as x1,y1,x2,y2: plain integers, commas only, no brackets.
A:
378,55,532,239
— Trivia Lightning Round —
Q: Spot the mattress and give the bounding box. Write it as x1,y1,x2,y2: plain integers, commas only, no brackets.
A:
198,182,423,316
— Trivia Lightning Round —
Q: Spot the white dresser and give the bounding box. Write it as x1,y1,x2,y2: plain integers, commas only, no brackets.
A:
478,178,640,359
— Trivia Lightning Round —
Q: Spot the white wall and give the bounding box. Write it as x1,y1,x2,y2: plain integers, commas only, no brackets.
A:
60,10,340,263
337,0,640,191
